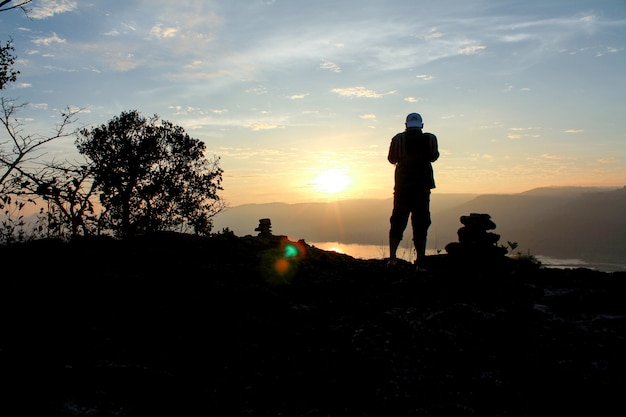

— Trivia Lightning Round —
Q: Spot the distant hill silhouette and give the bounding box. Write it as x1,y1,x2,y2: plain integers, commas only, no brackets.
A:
212,194,478,248
436,187,626,264
213,186,625,266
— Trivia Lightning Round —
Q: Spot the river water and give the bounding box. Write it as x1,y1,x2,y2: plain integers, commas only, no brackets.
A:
309,241,626,273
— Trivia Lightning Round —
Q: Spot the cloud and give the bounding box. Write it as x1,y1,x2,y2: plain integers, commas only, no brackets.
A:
458,45,486,55
320,60,341,73
32,33,66,46
360,114,376,121
287,94,309,100
541,153,565,160
604,46,621,54
331,86,388,98
104,23,137,36
68,106,90,114
104,52,139,72
150,24,179,39
507,127,541,139
416,74,433,81
29,0,77,19
508,127,541,139
246,86,268,95
509,127,540,131
404,96,420,103
422,30,444,40
43,65,77,72
564,129,584,133
17,83,32,88
508,133,541,140
243,122,284,131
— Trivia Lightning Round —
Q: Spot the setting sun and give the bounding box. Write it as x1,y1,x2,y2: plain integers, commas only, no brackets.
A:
312,168,351,194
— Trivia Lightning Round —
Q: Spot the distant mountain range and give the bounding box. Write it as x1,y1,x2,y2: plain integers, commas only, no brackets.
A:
212,186,626,266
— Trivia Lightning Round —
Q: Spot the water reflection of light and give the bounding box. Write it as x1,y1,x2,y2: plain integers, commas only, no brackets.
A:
310,242,626,272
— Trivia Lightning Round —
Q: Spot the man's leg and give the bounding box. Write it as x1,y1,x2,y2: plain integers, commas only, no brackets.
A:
389,236,402,260
410,191,432,265
389,195,410,265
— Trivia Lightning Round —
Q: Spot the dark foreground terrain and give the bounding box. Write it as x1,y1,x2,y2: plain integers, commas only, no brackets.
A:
1,232,625,416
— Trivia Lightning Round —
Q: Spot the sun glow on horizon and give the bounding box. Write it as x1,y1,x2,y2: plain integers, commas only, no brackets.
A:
311,168,352,194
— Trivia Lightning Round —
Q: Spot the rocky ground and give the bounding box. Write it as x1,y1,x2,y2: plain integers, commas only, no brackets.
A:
1,232,625,416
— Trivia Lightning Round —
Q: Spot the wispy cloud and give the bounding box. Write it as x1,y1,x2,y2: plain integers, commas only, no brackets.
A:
29,0,77,19
32,32,66,46
508,127,541,139
150,24,179,39
243,122,284,131
331,86,389,98
68,106,90,114
246,86,268,95
458,45,486,55
103,52,139,72
320,60,341,73
541,153,565,160
287,94,309,100
564,129,584,133
596,46,622,57
422,30,444,40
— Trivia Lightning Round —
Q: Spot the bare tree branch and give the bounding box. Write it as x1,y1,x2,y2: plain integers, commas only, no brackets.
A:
0,97,80,194
0,0,32,13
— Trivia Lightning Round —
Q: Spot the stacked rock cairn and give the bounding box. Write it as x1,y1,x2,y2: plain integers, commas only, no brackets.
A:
445,213,508,258
255,218,273,237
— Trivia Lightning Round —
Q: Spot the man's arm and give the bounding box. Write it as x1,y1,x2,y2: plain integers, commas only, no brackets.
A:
387,133,401,164
428,133,440,162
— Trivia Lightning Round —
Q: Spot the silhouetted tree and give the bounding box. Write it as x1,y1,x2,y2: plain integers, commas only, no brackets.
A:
0,2,96,243
0,39,19,90
1,98,79,196
76,110,224,237
27,160,101,238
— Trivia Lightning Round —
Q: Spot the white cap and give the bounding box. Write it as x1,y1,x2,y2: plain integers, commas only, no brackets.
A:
406,113,423,128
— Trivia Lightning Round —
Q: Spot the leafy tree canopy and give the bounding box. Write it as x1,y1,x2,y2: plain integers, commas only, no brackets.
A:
76,110,224,237
0,39,19,90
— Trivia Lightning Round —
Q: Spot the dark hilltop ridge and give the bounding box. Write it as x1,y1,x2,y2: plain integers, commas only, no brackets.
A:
1,230,625,417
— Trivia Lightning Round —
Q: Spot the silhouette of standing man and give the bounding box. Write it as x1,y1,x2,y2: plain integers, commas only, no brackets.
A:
387,112,439,271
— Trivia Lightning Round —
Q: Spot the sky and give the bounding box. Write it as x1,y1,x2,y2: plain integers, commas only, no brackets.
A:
1,0,625,207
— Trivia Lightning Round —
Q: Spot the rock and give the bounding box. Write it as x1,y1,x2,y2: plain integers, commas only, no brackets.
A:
446,213,508,258
460,212,497,230
254,218,273,236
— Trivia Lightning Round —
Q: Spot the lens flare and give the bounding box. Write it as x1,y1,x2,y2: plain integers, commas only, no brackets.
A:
284,244,299,258
260,238,308,285
274,258,290,274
